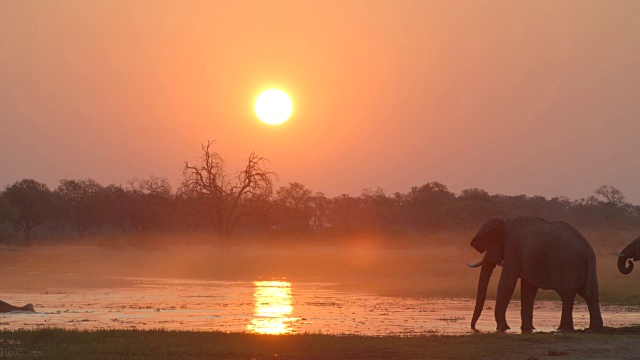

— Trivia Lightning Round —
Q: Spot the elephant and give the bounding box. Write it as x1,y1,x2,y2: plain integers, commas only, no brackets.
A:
0,300,35,313
467,217,603,332
616,236,640,274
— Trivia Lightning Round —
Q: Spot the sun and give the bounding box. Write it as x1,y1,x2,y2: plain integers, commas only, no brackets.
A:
254,89,293,125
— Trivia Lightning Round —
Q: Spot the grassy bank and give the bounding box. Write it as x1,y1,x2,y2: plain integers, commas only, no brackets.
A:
2,327,640,359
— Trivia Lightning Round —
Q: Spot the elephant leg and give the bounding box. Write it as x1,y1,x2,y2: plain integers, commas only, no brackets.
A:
578,289,603,332
494,274,517,332
520,279,538,332
557,292,576,332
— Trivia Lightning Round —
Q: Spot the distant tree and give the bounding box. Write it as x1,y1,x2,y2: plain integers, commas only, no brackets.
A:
234,192,273,234
179,140,276,243
546,196,573,218
506,194,561,219
593,185,634,229
275,182,313,211
594,185,627,207
309,192,330,231
99,184,132,233
325,194,366,234
273,182,314,232
55,178,105,236
403,182,456,233
359,187,396,230
126,176,173,233
456,188,501,229
570,195,604,231
2,179,55,246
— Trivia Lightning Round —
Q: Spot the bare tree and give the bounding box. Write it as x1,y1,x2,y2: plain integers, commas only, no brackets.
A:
179,141,276,243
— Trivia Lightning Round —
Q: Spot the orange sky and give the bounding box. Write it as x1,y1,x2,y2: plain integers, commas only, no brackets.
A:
1,1,639,202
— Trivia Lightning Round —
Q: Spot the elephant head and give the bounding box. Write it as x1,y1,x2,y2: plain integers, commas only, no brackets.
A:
617,236,640,275
468,218,505,330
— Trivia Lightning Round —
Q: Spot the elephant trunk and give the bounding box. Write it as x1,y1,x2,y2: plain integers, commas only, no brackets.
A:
618,255,634,275
471,262,496,330
617,237,640,275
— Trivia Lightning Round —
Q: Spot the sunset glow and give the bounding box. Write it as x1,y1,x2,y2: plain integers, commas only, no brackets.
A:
2,2,640,356
1,2,639,201
246,280,295,335
254,89,293,125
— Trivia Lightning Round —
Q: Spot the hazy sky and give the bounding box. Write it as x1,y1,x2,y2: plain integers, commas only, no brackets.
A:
1,1,639,203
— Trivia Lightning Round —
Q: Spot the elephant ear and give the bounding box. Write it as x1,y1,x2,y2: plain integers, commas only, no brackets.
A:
632,236,640,261
470,218,505,265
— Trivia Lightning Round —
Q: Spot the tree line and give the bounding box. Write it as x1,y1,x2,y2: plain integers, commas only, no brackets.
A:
1,141,638,246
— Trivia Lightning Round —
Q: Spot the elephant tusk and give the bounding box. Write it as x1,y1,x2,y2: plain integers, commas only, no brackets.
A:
612,251,624,257
467,260,485,268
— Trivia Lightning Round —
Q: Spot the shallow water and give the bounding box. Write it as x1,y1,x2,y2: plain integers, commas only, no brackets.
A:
2,278,639,335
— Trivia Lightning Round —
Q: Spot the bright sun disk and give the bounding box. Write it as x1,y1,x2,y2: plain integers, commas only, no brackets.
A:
254,89,293,125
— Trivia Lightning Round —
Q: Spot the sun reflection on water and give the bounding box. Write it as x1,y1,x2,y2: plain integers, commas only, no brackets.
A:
246,280,296,335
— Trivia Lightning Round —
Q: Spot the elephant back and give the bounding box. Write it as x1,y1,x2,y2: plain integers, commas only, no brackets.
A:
512,219,593,292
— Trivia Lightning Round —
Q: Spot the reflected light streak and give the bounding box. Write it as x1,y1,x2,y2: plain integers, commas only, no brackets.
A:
246,280,296,335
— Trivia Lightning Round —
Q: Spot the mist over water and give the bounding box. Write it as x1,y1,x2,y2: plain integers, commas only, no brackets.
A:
2,236,640,335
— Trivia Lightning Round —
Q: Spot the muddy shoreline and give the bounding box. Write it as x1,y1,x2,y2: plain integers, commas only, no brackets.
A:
2,277,640,335
3,245,640,336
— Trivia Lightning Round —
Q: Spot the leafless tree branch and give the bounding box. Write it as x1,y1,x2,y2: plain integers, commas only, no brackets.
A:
178,140,277,242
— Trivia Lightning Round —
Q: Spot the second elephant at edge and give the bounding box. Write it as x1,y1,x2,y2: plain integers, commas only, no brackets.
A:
616,236,640,274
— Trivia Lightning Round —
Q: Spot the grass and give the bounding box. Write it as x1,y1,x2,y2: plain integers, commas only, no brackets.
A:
2,327,640,360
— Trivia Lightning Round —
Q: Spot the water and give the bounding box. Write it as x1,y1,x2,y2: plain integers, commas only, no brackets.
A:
2,278,639,335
